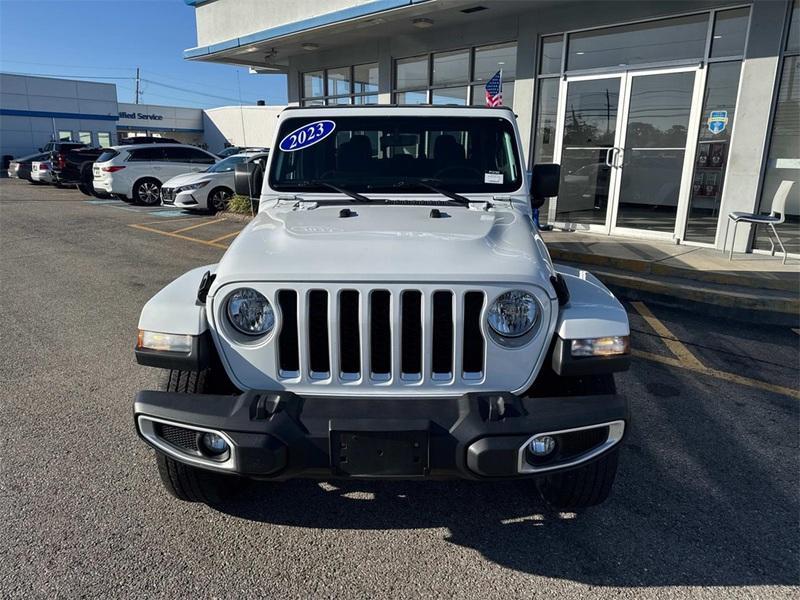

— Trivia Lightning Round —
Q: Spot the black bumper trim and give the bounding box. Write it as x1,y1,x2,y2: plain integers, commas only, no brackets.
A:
134,389,628,480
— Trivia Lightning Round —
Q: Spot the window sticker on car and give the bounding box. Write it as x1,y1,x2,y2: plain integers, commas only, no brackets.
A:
279,120,336,152
484,171,503,184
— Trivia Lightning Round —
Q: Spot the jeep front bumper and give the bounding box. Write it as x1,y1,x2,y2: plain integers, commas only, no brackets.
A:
134,390,628,480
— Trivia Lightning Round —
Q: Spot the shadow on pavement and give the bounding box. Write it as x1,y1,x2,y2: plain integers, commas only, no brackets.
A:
212,356,799,588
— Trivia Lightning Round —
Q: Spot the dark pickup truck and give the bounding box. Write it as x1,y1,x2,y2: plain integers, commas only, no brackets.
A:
50,146,111,197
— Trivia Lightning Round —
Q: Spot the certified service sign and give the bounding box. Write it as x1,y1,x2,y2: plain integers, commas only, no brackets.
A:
707,110,728,135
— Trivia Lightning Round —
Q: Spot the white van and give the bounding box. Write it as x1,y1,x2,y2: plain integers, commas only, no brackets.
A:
92,144,219,205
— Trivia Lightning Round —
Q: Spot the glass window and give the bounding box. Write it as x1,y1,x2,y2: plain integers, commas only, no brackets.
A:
710,8,750,58
787,0,799,54
753,55,800,254
470,81,514,108
269,115,523,194
128,147,165,161
327,96,351,105
58,130,72,141
540,35,563,75
432,86,468,105
474,42,516,82
354,63,378,94
303,99,325,107
567,14,709,71
78,131,92,145
685,62,742,243
433,49,469,86
303,71,325,98
354,94,379,105
396,55,428,90
97,132,111,147
396,90,428,104
207,155,249,172
533,78,559,163
327,67,351,96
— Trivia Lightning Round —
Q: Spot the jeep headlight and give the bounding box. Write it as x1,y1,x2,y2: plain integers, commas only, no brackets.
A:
178,181,209,192
487,290,539,337
226,288,274,336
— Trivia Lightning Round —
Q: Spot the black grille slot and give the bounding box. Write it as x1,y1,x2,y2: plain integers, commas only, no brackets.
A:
370,290,391,377
308,290,330,376
339,290,360,376
401,291,422,377
156,423,198,452
462,291,485,375
277,290,299,375
431,291,454,376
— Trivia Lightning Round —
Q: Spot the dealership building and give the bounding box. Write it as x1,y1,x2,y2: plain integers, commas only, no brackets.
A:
183,0,799,256
0,72,283,158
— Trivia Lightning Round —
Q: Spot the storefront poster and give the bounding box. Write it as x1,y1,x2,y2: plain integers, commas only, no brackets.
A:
707,110,728,135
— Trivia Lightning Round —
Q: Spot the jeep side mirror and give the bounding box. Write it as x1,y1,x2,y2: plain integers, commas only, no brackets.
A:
234,162,264,199
530,163,560,208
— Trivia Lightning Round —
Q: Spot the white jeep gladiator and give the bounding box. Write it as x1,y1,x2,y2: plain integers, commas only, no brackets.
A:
134,106,630,509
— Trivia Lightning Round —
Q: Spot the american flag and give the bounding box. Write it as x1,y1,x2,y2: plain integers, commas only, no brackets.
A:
485,70,503,107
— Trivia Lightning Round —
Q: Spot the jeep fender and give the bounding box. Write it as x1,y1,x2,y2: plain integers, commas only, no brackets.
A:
553,264,629,339
137,265,216,335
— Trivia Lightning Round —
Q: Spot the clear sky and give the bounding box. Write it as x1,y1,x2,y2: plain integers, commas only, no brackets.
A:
0,0,288,108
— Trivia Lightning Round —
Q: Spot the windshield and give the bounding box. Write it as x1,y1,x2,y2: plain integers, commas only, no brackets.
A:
207,155,249,173
269,115,522,194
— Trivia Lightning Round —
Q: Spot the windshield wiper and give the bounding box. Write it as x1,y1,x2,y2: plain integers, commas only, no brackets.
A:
311,181,374,203
394,179,470,206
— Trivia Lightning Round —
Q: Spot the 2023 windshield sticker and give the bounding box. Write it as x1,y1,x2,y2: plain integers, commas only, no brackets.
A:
279,120,336,152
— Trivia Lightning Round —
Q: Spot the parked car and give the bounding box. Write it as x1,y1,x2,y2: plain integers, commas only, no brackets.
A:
161,151,269,212
51,146,112,197
217,146,269,158
93,144,219,205
119,136,181,145
30,159,54,184
133,106,631,509
8,152,50,183
39,140,86,154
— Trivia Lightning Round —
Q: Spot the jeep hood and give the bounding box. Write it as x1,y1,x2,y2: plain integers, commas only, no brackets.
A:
211,203,555,289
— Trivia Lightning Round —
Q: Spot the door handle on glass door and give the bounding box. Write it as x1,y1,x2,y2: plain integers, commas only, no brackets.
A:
605,147,614,168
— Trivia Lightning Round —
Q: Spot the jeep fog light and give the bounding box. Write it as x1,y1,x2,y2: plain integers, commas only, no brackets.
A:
529,435,556,456
137,330,193,353
571,336,629,357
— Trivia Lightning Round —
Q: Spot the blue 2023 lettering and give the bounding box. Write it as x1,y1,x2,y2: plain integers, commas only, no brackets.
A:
279,120,336,152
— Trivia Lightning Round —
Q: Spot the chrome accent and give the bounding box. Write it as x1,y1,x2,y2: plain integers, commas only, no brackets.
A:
517,420,626,474
137,415,238,472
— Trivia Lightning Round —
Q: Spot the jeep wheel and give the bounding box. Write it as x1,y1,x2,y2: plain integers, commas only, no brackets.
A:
155,452,238,504
133,178,161,205
536,446,619,510
153,368,242,503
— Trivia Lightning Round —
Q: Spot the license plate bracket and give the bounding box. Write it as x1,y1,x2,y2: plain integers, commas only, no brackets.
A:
331,430,429,477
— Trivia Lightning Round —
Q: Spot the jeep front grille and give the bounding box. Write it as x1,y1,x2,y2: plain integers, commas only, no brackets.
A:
275,288,485,384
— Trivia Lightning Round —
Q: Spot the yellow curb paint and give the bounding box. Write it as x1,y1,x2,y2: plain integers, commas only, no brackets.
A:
207,230,241,244
171,218,226,234
128,223,228,249
632,349,800,400
631,301,706,370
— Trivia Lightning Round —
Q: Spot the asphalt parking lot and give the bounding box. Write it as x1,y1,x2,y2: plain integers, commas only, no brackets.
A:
1,177,798,599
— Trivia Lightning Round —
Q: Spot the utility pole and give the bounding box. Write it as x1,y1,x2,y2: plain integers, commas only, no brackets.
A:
135,67,141,104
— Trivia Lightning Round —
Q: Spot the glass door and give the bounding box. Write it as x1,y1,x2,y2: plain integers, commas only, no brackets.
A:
610,67,703,237
553,74,624,232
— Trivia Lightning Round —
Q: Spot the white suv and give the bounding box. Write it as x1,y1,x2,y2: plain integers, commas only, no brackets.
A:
92,144,219,205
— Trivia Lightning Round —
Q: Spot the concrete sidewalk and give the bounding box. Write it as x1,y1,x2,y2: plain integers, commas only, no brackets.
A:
542,230,799,325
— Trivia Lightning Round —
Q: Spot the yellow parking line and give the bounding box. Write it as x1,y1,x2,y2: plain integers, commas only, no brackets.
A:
128,223,228,249
207,230,241,244
171,218,225,234
631,301,705,370
633,349,800,400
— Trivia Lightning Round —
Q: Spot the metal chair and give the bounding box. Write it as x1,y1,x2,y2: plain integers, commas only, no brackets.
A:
723,180,794,264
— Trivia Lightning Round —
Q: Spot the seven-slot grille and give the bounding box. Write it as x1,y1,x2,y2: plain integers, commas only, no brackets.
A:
276,288,486,385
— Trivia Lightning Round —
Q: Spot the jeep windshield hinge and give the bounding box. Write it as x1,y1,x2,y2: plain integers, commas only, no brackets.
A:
197,271,216,304
550,273,570,306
